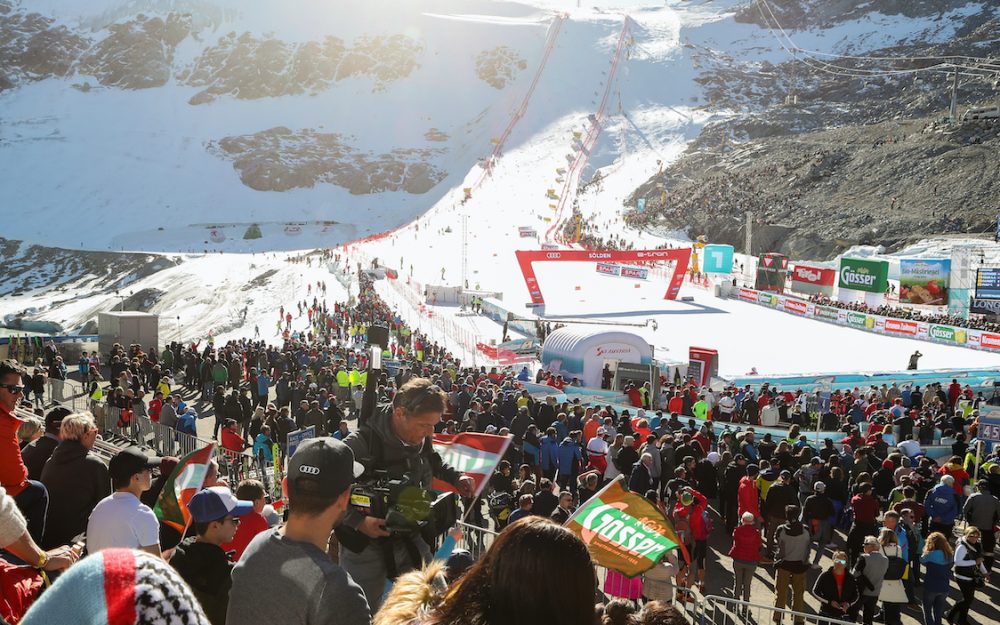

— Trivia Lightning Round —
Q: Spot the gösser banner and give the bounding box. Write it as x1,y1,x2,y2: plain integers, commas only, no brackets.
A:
899,259,950,306
790,264,836,297
729,285,1000,353
838,257,889,293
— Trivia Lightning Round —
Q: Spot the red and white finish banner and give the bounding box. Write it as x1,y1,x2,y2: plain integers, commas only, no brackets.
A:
515,248,692,305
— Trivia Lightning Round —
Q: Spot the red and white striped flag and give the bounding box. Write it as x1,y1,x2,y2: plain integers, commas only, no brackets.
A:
432,432,512,497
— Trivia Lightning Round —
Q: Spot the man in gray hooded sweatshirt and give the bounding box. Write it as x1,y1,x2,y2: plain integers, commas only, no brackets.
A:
774,504,812,623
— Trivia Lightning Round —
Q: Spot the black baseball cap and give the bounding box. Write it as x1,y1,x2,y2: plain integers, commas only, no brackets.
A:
109,447,162,483
288,437,364,499
44,405,73,431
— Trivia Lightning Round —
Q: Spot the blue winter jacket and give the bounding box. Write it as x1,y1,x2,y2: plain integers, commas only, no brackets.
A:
920,550,953,594
556,438,583,475
924,483,959,525
540,436,560,471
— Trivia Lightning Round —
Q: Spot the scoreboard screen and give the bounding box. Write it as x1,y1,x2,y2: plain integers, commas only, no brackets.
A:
976,268,1000,300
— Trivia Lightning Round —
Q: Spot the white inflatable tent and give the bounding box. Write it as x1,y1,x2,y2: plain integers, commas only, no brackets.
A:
540,327,652,389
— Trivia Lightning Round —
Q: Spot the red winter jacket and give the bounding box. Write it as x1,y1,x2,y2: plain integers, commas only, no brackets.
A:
673,489,709,541
0,406,28,497
737,476,761,520
627,388,642,408
729,523,763,562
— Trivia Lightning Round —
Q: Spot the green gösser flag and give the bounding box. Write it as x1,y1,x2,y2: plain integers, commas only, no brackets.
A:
564,477,680,577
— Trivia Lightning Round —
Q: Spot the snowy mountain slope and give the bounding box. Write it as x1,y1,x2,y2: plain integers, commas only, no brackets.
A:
5,0,997,377
1,0,558,251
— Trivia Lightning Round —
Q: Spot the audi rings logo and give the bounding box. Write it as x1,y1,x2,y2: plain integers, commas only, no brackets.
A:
546,252,561,259
298,465,320,475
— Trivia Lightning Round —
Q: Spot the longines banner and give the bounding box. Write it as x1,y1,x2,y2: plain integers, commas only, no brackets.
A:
971,298,1000,316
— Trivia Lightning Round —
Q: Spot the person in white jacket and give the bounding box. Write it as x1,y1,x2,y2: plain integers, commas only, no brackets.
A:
949,526,989,625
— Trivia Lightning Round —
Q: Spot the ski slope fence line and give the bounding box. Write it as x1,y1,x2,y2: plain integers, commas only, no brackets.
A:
546,15,631,242
382,276,491,366
473,14,566,190
732,285,1000,353
350,243,490,366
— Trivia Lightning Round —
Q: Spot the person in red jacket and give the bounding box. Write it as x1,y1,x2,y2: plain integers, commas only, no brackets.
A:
668,391,684,415
0,360,47,542
220,419,246,454
847,482,879,565
673,487,710,594
738,465,762,523
938,456,970,496
626,384,643,408
729,511,764,602
947,379,962,410
148,391,164,423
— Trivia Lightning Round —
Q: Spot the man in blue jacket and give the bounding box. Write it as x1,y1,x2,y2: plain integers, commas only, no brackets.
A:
539,427,560,481
556,431,583,497
924,475,958,538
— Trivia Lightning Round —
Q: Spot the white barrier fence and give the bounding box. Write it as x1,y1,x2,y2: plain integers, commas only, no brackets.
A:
732,285,1000,353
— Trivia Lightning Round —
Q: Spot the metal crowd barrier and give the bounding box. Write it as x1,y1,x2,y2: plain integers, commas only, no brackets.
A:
694,595,856,625
454,521,498,561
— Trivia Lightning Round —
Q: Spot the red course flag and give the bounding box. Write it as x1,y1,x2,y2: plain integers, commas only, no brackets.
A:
153,443,216,532
431,432,512,497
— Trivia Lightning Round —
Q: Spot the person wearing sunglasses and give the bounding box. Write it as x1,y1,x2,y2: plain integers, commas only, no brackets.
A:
811,550,860,620
0,359,49,544
170,487,254,625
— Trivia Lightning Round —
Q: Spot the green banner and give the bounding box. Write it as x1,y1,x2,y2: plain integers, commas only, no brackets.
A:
565,478,679,577
838,257,889,293
846,311,874,329
929,325,967,344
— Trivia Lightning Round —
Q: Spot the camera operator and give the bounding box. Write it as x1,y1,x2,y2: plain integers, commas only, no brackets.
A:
338,377,474,611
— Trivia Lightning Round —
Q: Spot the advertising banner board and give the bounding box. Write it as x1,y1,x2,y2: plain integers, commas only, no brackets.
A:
899,259,950,306
838,258,889,293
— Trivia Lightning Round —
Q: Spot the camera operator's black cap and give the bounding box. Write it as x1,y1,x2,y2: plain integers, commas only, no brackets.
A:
288,437,364,498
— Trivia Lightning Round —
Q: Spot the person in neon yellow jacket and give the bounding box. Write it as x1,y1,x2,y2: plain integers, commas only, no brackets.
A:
692,395,709,420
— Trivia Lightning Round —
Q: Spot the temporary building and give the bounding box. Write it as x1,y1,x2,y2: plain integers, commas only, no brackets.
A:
540,327,652,389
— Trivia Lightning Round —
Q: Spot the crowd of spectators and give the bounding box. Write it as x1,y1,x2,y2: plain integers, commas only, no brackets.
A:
808,295,1000,333
2,252,1000,624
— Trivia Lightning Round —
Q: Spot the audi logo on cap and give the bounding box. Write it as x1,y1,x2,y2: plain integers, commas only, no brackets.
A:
298,465,320,475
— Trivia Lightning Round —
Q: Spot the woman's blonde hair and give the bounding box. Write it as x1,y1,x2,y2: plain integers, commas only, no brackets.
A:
60,412,97,441
373,561,447,625
923,532,954,559
17,418,43,443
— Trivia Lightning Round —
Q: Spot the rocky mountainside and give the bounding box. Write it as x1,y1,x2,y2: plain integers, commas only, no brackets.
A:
0,1,439,198
208,127,446,193
628,117,1000,260
625,1,1000,259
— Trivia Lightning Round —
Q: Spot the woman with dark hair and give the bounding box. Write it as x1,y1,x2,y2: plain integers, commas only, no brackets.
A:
412,517,597,625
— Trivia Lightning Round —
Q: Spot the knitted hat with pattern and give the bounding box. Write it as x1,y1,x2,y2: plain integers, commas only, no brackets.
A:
22,548,210,625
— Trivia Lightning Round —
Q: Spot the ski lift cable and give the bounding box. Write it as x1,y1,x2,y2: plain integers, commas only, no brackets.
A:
756,0,1000,80
754,0,959,79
